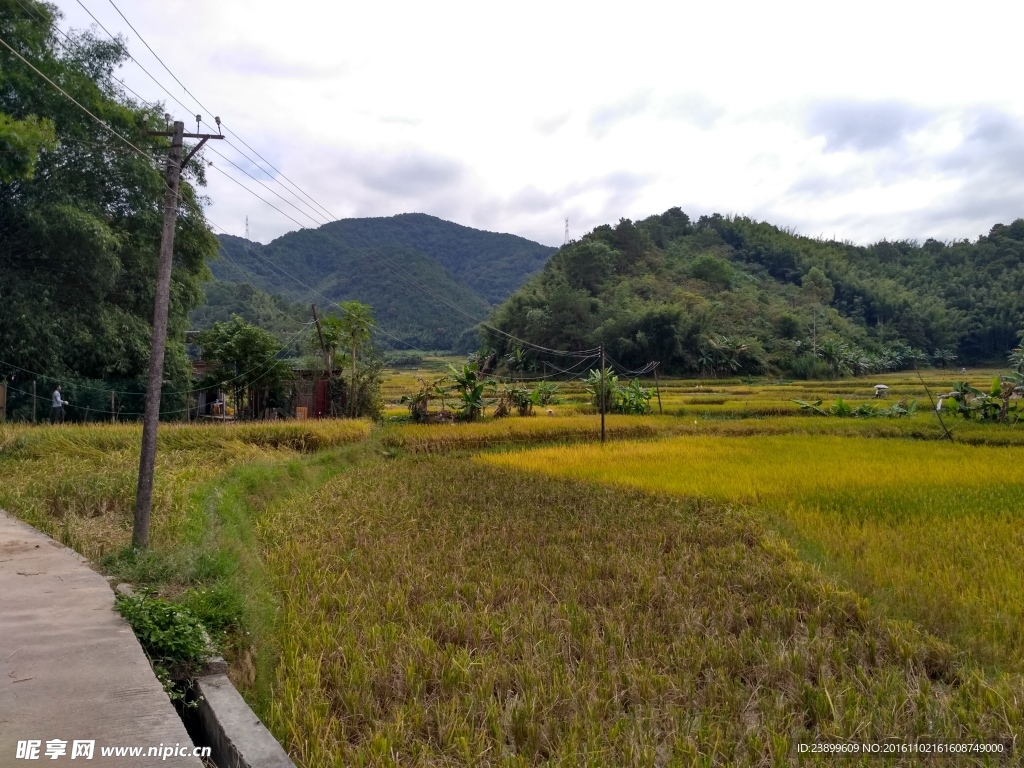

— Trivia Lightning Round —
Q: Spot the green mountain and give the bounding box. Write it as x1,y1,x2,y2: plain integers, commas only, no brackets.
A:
485,209,1024,377
205,214,556,350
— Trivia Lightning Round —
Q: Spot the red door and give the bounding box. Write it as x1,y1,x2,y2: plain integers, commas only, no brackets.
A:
314,379,330,418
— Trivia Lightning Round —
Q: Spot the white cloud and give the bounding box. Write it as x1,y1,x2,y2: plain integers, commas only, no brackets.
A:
52,0,1024,247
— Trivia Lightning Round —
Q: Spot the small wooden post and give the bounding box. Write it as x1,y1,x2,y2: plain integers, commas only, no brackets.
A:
32,380,36,423
652,362,663,415
111,391,116,424
0,380,6,422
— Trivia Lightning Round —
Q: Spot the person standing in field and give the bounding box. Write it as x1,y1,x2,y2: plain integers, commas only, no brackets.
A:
51,385,67,424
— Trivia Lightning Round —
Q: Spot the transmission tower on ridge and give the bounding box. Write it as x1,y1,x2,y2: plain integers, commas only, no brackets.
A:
245,215,250,241
564,217,570,245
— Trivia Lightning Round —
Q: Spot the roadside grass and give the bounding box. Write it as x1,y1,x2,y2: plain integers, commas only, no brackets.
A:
255,455,1020,766
0,420,370,579
0,419,373,700
481,435,1024,672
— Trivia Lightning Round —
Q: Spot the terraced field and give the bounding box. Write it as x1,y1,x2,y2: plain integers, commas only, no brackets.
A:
2,368,1021,765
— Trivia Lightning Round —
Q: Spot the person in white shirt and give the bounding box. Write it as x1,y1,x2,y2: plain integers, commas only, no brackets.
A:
51,385,68,424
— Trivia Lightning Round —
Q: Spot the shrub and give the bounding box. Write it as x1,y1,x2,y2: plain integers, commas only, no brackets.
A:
115,590,210,665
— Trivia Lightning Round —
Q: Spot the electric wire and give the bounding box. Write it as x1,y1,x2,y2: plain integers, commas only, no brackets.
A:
0,32,158,168
54,3,589,358
603,354,659,378
104,0,214,118
7,11,596,361
0,321,314,399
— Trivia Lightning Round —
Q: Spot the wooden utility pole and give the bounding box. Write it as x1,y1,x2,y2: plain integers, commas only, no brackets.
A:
312,305,331,373
653,361,663,415
600,345,606,444
133,119,222,549
111,391,116,424
0,380,6,422
311,304,335,416
31,380,36,423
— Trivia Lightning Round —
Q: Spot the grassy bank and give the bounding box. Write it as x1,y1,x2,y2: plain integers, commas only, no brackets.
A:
0,420,370,558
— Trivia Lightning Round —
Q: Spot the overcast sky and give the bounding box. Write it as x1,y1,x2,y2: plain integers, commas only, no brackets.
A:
53,0,1024,247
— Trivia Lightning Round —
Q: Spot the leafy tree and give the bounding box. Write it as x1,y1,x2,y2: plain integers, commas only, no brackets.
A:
689,254,734,288
196,315,290,418
0,112,56,182
0,1,217,411
933,348,958,369
503,346,530,380
448,362,490,421
561,241,616,295
1009,345,1024,374
190,280,307,341
336,301,374,418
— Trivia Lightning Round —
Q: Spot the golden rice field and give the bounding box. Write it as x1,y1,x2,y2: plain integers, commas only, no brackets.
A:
382,412,1024,452
4,369,1024,766
252,455,1021,766
482,435,1024,672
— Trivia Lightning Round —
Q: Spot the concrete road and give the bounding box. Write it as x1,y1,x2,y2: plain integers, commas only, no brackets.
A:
0,511,203,767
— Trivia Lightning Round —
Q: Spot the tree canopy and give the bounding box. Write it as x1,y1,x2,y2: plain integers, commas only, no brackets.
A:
485,209,1024,377
0,0,218,411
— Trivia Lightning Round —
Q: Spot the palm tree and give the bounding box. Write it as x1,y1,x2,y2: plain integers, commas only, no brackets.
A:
505,346,528,380
337,301,374,417
933,348,957,369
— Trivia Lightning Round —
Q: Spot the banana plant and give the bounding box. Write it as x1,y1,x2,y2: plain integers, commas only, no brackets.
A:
791,399,829,416
448,363,492,421
533,381,559,406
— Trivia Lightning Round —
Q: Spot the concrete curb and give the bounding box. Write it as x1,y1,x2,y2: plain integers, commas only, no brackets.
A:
0,510,203,767
189,673,295,768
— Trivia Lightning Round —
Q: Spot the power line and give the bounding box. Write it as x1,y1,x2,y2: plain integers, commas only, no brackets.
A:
0,322,314,398
204,143,326,227
104,0,215,117
221,128,336,221
603,353,659,378
65,2,584,357
0,32,157,167
63,3,332,229
12,8,592,361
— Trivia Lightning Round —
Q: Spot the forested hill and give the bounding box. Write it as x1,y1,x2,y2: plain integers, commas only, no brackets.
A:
317,214,556,304
485,209,1024,377
209,214,556,350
